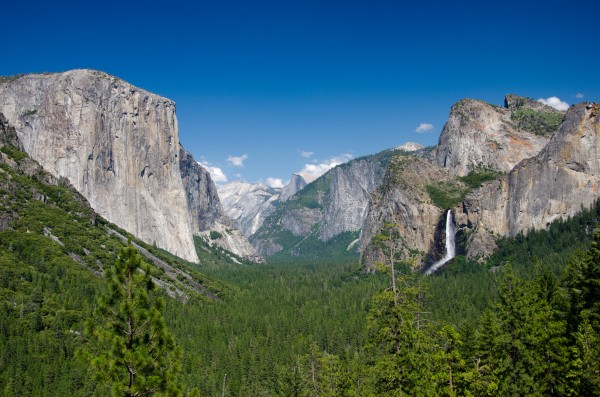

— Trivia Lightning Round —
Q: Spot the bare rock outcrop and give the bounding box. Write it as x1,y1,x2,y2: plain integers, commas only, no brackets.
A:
279,173,307,202
251,153,387,257
179,146,228,231
435,97,556,176
319,159,383,240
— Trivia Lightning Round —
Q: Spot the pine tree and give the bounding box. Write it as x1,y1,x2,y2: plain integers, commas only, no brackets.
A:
468,309,500,396
433,325,466,397
81,243,182,396
564,230,600,395
367,271,435,396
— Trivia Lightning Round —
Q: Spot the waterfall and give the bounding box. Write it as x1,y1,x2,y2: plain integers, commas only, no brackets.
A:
425,210,456,275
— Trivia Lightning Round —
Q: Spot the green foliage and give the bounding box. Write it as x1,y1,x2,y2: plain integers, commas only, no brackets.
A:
427,169,500,209
511,108,564,136
426,182,465,209
21,109,38,117
271,230,360,262
458,169,499,190
81,244,182,396
166,259,387,395
564,230,600,394
2,125,600,395
366,272,436,396
0,146,230,395
428,200,600,326
0,145,27,162
209,230,223,240
0,73,24,83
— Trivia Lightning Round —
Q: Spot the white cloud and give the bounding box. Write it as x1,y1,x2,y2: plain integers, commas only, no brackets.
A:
227,154,248,167
537,97,569,111
298,154,353,182
575,93,585,99
415,123,434,133
198,161,227,184
266,177,285,189
300,150,314,158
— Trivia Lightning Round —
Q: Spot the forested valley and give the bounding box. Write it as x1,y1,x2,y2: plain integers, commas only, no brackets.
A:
1,141,600,395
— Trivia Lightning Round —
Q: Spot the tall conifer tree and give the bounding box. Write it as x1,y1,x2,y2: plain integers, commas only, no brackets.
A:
81,243,182,396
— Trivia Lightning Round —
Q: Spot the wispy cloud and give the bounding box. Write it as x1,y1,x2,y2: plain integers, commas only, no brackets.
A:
298,154,353,182
266,177,285,189
415,123,434,133
300,150,314,158
537,96,569,111
198,161,227,183
227,154,248,167
575,93,584,99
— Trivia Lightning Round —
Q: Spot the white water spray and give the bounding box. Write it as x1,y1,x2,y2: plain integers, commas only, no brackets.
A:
425,210,456,275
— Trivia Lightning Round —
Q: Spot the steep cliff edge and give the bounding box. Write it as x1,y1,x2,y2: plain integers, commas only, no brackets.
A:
0,69,258,263
179,147,263,262
457,102,600,259
179,146,225,232
435,96,560,176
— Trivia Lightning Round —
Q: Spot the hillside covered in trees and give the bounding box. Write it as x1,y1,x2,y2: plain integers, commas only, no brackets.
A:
1,118,599,394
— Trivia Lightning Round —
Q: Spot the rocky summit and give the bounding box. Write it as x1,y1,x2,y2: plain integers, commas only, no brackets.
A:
435,97,560,176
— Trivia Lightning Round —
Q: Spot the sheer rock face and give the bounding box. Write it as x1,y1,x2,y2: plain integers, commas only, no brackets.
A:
457,103,600,259
359,156,450,270
179,146,227,232
0,70,200,262
319,159,383,241
435,98,553,176
279,173,307,202
218,180,280,237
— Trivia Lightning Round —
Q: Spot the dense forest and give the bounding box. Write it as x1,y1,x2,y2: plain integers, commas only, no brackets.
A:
1,137,600,395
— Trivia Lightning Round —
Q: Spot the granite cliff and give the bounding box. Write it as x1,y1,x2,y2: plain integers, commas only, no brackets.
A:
435,97,561,176
359,155,452,269
361,96,598,271
0,70,258,263
456,102,600,259
279,173,307,202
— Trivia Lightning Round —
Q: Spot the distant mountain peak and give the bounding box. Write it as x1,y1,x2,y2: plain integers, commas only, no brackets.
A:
395,142,425,152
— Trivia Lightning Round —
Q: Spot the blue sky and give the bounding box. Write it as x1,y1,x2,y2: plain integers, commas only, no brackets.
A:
2,0,599,186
